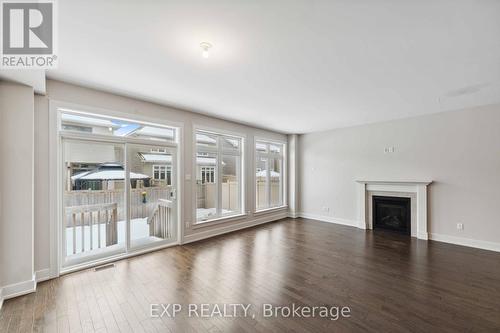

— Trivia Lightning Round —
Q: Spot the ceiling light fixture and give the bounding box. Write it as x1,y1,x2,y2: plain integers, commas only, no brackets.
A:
200,42,212,59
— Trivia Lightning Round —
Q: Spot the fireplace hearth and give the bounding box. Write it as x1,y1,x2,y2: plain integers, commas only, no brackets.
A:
373,196,411,235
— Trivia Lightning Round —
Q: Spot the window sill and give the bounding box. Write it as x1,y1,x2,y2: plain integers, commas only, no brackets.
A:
254,205,289,216
192,213,248,229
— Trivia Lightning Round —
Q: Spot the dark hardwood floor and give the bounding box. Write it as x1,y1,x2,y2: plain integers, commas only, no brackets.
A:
1,218,500,332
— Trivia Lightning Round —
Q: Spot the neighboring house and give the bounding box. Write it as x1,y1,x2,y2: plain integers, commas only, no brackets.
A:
71,163,150,190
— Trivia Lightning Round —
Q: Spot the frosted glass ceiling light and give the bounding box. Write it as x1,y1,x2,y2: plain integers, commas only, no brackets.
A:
200,42,212,58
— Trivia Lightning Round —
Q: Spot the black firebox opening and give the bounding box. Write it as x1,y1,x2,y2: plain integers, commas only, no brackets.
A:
373,196,411,235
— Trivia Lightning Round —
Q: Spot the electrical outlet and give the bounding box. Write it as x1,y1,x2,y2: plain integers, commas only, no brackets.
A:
322,206,330,213
384,147,395,153
457,223,464,231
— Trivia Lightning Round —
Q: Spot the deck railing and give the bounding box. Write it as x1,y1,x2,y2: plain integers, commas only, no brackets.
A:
65,202,118,255
147,199,173,239
65,187,170,222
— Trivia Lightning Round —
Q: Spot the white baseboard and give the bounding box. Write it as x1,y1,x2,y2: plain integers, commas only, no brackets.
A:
183,211,288,244
429,233,500,253
2,274,37,301
297,213,500,253
298,212,360,228
288,212,299,218
35,268,53,283
417,232,429,240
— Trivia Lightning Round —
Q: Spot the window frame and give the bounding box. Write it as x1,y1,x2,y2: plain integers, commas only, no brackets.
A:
200,166,215,184
51,100,184,275
254,138,287,212
193,127,245,225
152,164,172,184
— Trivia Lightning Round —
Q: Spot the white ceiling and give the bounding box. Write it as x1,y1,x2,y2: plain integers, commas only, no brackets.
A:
48,0,500,134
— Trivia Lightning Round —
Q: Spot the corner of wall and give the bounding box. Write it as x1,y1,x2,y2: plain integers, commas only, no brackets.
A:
1,274,36,301
0,287,4,311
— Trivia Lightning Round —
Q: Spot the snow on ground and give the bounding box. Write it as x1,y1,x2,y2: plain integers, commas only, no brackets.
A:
65,218,151,256
67,209,237,256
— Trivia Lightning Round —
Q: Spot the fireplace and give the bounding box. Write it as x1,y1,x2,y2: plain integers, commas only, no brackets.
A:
372,196,411,235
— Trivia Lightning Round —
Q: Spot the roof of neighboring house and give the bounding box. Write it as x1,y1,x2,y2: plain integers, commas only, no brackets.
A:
138,153,173,163
196,157,216,165
139,152,216,165
71,163,150,181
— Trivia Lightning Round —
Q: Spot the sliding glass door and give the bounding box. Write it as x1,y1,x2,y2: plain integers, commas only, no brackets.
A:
62,139,127,265
127,144,177,250
59,110,179,269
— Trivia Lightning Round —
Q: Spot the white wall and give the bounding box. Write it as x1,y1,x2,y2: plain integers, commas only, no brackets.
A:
33,79,289,276
0,81,35,299
299,104,500,248
287,134,299,217
34,96,50,273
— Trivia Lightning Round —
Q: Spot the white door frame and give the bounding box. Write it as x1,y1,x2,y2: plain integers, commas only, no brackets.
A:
49,100,184,276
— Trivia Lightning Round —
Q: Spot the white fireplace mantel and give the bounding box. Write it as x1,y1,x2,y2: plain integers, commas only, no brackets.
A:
356,180,433,240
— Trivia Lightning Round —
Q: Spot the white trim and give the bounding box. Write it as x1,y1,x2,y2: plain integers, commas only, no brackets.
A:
298,212,360,227
254,136,287,146
192,213,248,229
49,100,60,280
35,269,53,283
295,214,500,253
1,275,37,300
50,99,185,275
53,100,185,130
183,211,288,244
60,241,180,275
59,130,178,148
192,126,246,224
0,269,51,308
356,180,432,240
429,233,500,253
253,137,287,212
357,180,433,186
193,124,249,141
287,134,299,217
254,205,288,216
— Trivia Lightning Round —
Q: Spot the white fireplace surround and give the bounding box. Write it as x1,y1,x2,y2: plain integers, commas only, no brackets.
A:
356,180,433,240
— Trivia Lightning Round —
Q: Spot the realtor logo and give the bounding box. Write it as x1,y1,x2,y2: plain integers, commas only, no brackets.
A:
1,0,57,68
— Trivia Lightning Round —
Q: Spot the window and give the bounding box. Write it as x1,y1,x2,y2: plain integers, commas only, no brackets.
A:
60,110,177,142
195,130,243,223
200,166,215,184
151,148,167,153
152,165,172,185
255,140,285,211
58,106,180,269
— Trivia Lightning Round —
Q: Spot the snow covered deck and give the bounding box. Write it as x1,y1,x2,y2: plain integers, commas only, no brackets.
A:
65,218,166,257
